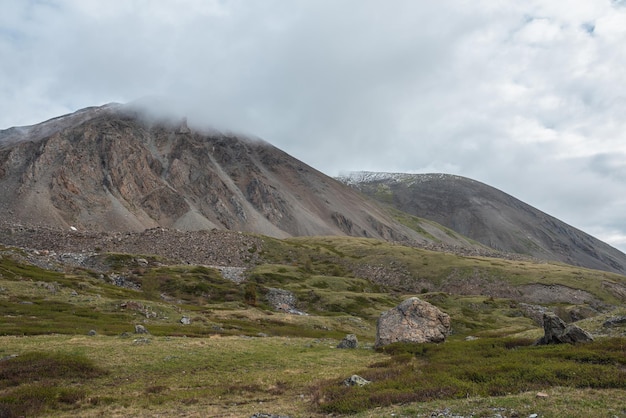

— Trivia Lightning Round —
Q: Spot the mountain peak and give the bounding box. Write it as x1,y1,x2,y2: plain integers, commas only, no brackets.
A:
0,106,477,248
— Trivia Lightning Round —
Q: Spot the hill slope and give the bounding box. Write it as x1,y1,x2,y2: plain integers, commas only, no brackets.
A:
338,172,626,275
0,104,475,248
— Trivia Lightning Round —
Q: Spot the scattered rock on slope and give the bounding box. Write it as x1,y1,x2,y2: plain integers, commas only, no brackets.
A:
265,288,307,315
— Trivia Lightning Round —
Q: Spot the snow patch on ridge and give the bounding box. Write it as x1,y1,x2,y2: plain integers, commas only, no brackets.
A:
336,171,467,187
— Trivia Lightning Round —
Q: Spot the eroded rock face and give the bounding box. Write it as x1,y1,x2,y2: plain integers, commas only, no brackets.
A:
375,297,450,348
0,103,446,245
535,313,593,345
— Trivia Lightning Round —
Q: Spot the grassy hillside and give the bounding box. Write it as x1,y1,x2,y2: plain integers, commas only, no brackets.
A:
1,236,625,416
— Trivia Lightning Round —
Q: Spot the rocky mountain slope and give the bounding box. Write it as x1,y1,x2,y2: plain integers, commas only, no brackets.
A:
338,172,626,275
3,104,625,275
0,104,475,248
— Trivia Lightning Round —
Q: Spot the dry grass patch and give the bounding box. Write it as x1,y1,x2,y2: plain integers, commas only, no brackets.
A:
0,334,387,417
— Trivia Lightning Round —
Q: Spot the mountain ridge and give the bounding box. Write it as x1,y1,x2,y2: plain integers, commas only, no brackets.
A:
1,104,625,275
337,170,626,275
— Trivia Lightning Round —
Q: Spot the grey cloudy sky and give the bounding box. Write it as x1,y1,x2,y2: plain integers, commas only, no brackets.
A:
1,0,626,252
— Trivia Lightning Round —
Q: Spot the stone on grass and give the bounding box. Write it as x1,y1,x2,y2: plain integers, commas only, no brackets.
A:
603,316,626,328
134,324,149,334
87,329,97,336
375,297,450,348
337,334,358,349
535,313,593,345
342,375,370,387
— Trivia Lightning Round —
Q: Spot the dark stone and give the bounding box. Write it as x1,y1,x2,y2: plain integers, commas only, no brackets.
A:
535,313,593,345
602,316,626,328
337,334,358,349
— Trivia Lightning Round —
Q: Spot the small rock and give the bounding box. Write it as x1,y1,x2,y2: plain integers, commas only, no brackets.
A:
337,334,358,349
603,316,626,328
180,316,191,325
136,258,149,266
133,337,151,345
529,414,538,418
134,324,149,334
87,329,97,336
536,392,549,399
342,374,371,387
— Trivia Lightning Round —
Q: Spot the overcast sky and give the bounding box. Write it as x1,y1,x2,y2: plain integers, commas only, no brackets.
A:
1,0,626,253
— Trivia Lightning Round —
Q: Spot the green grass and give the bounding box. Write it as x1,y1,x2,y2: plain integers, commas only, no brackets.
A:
2,235,626,416
352,387,626,418
0,334,624,417
0,351,108,416
0,334,386,417
259,235,626,304
312,337,626,414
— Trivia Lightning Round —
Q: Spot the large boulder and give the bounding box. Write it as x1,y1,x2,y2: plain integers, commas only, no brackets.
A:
375,297,451,348
535,313,593,345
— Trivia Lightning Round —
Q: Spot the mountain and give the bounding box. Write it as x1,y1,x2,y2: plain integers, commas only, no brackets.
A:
3,104,625,275
0,104,476,247
337,171,626,275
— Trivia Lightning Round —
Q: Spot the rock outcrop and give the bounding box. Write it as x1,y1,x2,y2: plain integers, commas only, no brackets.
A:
375,297,450,348
265,288,307,315
603,316,626,328
535,313,593,345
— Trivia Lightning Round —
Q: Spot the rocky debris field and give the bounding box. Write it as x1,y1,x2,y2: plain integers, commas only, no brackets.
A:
0,222,263,267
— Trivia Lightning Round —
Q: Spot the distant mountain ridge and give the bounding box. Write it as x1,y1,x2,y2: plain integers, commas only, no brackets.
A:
337,171,626,275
